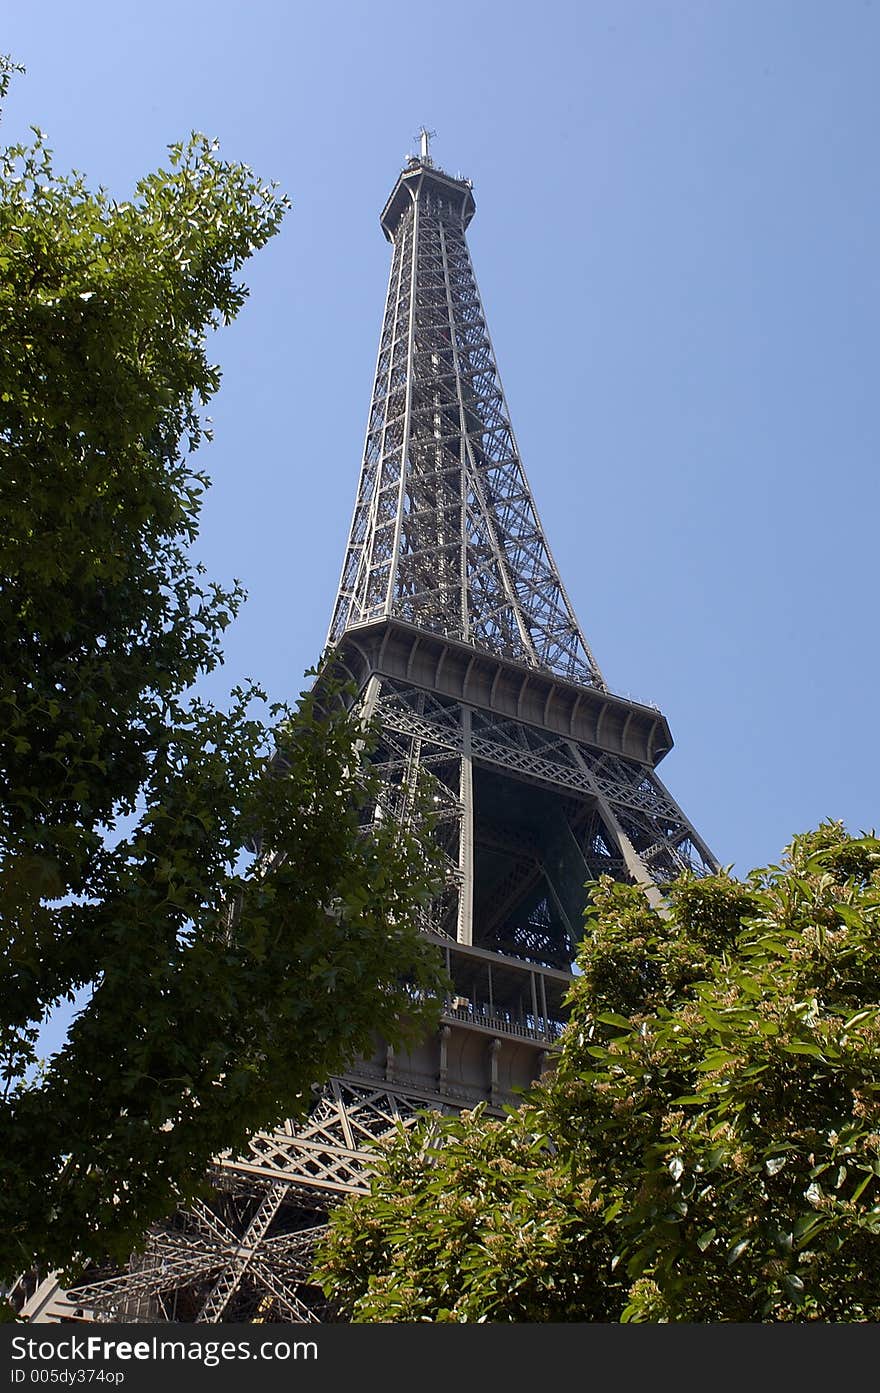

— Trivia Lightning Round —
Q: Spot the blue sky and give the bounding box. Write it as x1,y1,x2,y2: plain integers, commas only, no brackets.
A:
5,0,878,881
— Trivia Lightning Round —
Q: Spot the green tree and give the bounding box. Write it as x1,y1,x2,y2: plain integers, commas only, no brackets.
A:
0,59,445,1288
316,821,880,1322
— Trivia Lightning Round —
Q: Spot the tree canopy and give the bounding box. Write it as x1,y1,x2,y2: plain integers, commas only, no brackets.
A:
0,58,445,1289
316,821,880,1322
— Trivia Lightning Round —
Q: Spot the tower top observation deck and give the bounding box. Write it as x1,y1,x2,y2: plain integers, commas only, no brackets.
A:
380,137,475,242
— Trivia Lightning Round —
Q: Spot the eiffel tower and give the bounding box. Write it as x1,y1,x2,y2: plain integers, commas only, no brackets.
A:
15,133,717,1325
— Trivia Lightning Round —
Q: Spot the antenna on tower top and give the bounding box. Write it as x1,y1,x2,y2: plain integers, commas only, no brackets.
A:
415,126,436,164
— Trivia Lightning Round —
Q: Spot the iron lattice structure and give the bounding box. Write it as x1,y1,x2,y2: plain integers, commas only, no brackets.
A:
328,151,603,688
16,138,717,1325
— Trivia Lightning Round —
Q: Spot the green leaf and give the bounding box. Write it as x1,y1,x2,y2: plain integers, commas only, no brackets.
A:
834,904,865,929
696,1051,740,1071
781,1042,826,1059
595,1012,635,1031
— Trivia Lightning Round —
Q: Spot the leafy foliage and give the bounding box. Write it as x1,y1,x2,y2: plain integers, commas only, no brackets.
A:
0,59,446,1286
316,821,880,1322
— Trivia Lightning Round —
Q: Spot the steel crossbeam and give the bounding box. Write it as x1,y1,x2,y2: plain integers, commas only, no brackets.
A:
192,1185,288,1323
371,676,714,879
